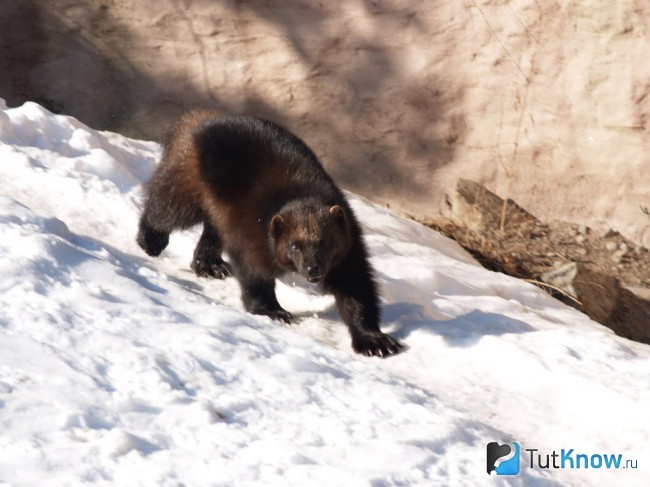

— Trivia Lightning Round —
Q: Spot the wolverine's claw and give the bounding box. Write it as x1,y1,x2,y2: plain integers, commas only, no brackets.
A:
352,332,403,358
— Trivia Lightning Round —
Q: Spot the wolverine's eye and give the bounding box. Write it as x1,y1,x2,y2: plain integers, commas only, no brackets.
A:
291,242,301,253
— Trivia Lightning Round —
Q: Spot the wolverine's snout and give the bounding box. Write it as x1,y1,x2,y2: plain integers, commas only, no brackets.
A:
306,265,323,283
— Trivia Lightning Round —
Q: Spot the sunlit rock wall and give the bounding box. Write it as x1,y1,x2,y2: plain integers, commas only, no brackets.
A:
1,0,649,244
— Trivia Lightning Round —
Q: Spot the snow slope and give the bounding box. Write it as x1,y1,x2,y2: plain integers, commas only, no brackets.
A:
0,100,648,486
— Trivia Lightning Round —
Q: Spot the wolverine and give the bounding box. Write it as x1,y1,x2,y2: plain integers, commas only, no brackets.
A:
137,109,402,357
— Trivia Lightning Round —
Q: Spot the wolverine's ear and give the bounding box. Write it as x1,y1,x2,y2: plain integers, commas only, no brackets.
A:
329,205,349,233
330,205,346,220
329,205,346,222
271,214,284,239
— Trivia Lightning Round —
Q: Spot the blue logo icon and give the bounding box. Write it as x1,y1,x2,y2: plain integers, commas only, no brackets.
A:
487,442,520,475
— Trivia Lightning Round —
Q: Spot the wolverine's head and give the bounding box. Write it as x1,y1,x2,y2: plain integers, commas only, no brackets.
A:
270,201,352,283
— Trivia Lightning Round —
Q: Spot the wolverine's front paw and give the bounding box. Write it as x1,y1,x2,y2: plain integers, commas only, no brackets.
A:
352,332,402,358
191,257,232,279
266,309,294,324
248,305,294,324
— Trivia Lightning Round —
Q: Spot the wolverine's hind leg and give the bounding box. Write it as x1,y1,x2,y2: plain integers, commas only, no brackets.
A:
137,218,170,257
191,221,233,279
137,167,204,257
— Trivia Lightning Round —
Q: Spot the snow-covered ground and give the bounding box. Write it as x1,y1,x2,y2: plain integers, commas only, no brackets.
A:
0,100,648,486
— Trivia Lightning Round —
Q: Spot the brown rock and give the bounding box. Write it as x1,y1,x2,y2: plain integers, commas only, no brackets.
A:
453,178,539,232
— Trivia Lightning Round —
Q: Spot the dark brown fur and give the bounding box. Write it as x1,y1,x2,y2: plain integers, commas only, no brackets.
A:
137,110,401,357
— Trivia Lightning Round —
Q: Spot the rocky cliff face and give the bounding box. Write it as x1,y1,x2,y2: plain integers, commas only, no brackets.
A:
1,0,649,245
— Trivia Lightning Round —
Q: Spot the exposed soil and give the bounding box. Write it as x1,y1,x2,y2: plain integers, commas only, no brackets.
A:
415,180,650,345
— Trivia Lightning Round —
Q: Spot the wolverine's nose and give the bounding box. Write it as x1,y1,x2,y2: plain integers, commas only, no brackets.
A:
307,265,322,283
